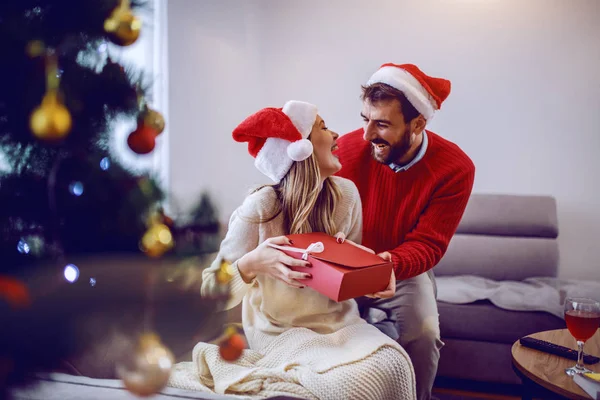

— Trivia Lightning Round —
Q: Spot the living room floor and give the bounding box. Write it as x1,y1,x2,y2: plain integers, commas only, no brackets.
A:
434,388,518,400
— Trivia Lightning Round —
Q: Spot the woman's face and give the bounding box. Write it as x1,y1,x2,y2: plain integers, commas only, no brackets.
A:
310,115,341,178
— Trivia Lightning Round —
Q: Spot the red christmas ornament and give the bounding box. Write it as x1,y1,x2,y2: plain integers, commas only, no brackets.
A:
218,331,246,362
127,125,157,154
0,276,31,309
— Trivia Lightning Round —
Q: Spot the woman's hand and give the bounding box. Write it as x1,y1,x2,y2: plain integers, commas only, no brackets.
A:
237,236,312,288
365,251,396,299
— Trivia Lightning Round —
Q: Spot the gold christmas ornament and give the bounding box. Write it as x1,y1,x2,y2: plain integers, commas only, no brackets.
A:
30,52,72,140
216,261,234,284
116,333,175,397
25,40,45,58
104,0,142,46
30,91,72,140
141,222,174,258
142,108,166,135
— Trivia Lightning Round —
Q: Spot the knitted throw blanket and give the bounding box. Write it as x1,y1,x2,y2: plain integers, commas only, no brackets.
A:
168,324,416,399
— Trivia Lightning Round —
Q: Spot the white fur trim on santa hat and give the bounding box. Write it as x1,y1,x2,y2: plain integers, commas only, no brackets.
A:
367,66,437,120
255,137,294,183
282,101,318,139
287,138,313,162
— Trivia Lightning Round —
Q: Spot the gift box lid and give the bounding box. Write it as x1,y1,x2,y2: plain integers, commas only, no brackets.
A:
283,232,386,268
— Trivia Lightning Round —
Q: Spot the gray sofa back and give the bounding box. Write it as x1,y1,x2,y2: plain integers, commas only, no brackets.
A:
434,194,559,281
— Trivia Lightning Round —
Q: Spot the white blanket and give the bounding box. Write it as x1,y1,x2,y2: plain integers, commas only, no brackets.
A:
168,324,415,400
436,275,600,318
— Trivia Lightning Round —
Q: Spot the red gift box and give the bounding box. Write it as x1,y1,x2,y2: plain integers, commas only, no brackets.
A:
268,232,392,302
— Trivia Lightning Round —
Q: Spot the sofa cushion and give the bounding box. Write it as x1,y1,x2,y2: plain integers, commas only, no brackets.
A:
434,234,559,280
438,300,564,344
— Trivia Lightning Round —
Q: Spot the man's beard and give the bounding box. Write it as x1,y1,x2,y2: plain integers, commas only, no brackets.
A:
370,128,411,164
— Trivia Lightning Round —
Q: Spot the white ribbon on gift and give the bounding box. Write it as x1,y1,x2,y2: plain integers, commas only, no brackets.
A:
267,241,324,261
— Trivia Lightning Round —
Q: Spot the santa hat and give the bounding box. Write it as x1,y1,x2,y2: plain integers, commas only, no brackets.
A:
232,100,318,183
366,63,451,120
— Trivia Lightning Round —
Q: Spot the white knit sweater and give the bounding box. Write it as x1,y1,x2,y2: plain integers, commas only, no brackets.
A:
201,176,365,349
169,177,416,399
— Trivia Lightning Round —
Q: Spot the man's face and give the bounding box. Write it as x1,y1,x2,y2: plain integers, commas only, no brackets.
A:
361,99,412,164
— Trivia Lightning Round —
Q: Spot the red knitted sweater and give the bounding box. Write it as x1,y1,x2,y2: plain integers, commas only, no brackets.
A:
335,129,475,279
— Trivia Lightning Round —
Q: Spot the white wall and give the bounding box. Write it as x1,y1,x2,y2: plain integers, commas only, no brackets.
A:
167,0,271,220
168,0,600,280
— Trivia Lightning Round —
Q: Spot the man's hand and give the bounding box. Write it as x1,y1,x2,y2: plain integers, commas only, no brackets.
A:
365,251,396,299
377,251,392,262
237,236,312,288
334,232,376,254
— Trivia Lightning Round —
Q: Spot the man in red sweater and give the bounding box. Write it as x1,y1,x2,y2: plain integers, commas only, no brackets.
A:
335,63,475,400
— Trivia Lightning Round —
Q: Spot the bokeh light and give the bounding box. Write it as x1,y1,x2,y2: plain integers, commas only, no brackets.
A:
100,157,111,170
17,239,30,254
69,181,84,196
63,264,80,283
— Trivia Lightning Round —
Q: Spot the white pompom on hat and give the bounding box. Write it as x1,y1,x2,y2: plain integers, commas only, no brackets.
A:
232,100,318,183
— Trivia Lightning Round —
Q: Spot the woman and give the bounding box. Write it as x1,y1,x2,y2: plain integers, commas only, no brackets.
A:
168,101,415,400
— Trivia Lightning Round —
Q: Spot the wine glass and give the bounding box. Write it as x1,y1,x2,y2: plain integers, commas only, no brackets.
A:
564,297,600,376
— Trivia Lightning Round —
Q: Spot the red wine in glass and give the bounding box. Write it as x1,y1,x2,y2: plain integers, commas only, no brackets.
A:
565,310,600,342
564,297,600,376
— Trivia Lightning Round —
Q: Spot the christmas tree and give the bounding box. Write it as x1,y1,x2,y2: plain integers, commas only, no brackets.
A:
0,0,166,269
0,1,229,397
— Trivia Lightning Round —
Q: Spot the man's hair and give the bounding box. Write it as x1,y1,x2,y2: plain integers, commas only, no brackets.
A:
361,83,420,123
248,147,341,236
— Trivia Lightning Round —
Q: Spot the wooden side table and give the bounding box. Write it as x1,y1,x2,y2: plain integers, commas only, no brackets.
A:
512,329,600,399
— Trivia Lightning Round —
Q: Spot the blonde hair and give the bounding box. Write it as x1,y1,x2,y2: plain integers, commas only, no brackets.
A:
251,152,341,235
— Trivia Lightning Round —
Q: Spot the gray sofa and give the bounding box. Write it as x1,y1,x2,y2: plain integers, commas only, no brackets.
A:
434,193,564,388
8,193,564,399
